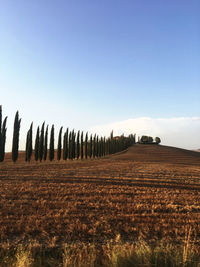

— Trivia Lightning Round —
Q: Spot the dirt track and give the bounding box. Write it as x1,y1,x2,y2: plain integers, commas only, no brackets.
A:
0,144,200,247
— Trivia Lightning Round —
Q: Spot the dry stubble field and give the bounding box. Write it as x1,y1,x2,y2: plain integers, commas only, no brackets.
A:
0,144,200,250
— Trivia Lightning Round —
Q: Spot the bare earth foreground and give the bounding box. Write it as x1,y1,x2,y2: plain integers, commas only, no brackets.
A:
0,144,200,249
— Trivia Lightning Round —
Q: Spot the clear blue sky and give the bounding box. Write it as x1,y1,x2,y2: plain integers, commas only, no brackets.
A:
0,0,199,149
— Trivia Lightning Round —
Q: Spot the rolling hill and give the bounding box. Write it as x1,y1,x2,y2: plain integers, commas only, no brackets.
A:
0,144,199,248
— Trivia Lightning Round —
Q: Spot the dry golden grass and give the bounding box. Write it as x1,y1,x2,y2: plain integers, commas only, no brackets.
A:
0,144,200,266
0,235,200,266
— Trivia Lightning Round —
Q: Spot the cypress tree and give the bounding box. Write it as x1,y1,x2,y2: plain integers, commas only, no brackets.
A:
25,129,29,161
93,134,96,158
89,134,92,159
0,106,2,136
57,127,63,160
100,137,103,157
12,111,21,162
96,136,99,158
71,130,74,160
72,131,76,159
105,137,107,155
133,134,136,144
25,123,33,162
0,106,8,162
63,128,68,160
49,125,54,161
101,137,103,156
110,130,113,139
103,137,106,156
39,122,45,162
70,130,74,159
68,131,72,160
0,117,8,162
63,132,66,160
27,123,33,162
0,106,2,161
110,130,114,154
44,125,48,161
34,126,40,161
0,106,2,155
81,131,84,159
85,132,88,159
105,137,108,155
108,138,111,155
66,128,69,160
98,136,100,157
69,131,72,160
101,137,103,157
115,138,118,153
112,133,115,153
76,131,80,160
99,136,101,157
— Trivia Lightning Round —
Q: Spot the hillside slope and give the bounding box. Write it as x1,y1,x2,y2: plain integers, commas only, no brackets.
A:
0,144,199,247
4,144,200,164
111,144,200,165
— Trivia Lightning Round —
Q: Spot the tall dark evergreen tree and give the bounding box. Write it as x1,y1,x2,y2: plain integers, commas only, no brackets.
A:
63,132,66,160
85,132,88,159
12,111,21,162
100,137,103,157
63,128,68,160
98,136,101,157
110,130,113,139
34,126,40,161
70,130,74,159
72,131,76,159
27,123,33,162
68,131,72,160
89,134,92,159
44,125,48,161
96,136,99,158
39,122,45,162
25,123,33,162
76,131,80,160
93,134,96,158
81,131,84,159
0,117,8,162
57,127,63,160
107,138,111,155
133,134,136,144
25,129,30,161
103,137,106,156
110,130,114,154
0,105,2,162
66,128,69,160
0,106,2,136
0,106,8,162
49,125,54,161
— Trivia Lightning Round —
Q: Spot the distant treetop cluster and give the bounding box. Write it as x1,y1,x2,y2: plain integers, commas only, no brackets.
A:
138,135,161,144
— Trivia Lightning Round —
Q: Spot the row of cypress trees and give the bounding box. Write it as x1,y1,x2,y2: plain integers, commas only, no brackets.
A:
0,106,136,163
26,126,135,162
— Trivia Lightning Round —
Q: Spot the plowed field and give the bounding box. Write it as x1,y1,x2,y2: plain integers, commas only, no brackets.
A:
0,145,200,247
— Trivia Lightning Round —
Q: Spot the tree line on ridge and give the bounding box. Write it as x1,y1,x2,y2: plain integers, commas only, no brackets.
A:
0,106,136,163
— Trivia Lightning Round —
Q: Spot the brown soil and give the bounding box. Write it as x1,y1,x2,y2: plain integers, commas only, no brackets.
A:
0,144,200,247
